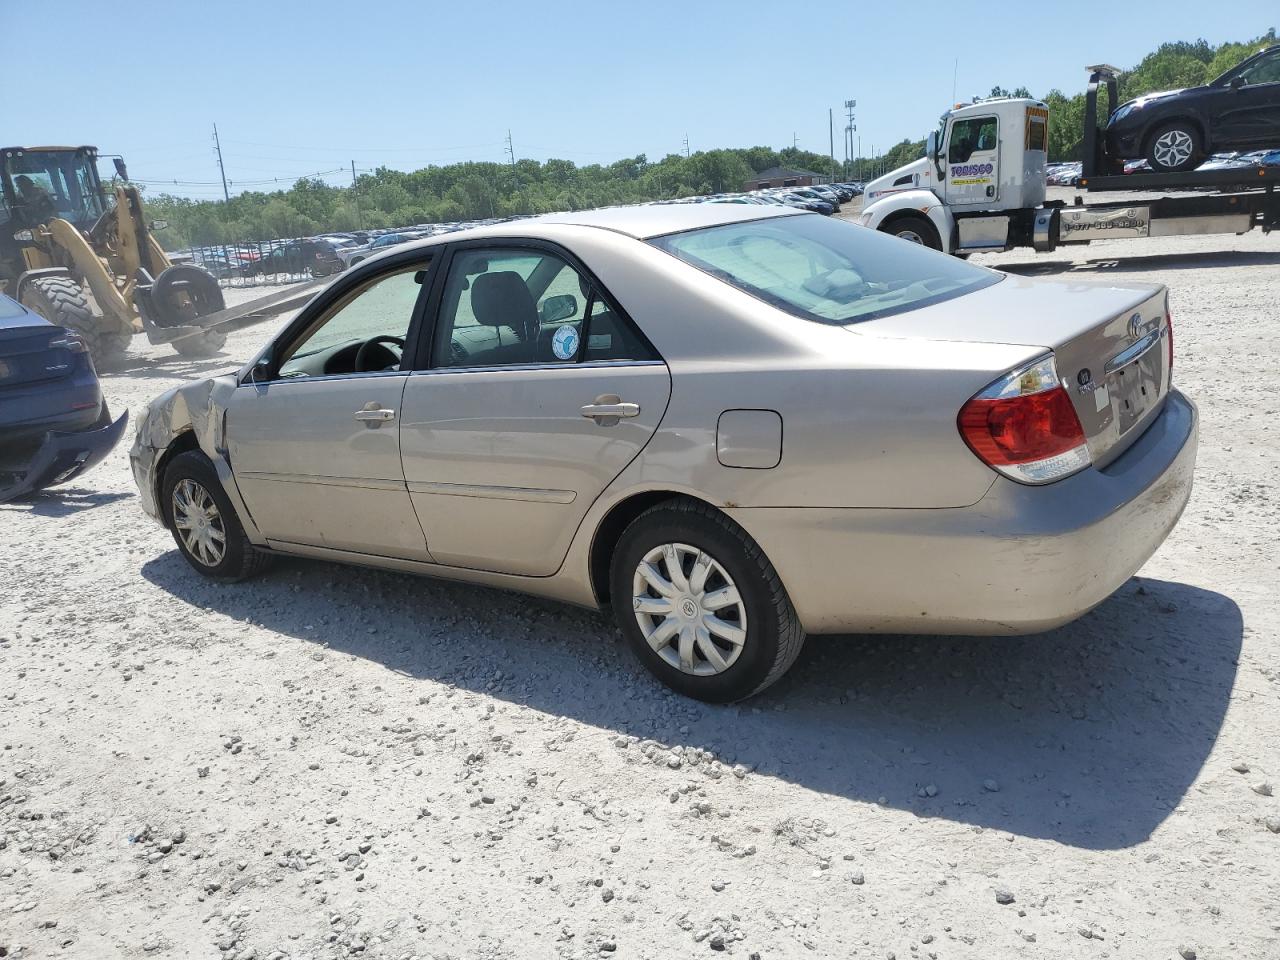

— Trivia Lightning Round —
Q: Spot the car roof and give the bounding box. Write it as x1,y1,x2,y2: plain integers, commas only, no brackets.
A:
516,202,805,240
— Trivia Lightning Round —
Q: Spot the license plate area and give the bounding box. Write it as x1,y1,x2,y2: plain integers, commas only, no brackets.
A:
1107,334,1164,436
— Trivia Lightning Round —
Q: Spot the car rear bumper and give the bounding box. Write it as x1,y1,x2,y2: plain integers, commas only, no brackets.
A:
0,409,129,503
730,390,1198,635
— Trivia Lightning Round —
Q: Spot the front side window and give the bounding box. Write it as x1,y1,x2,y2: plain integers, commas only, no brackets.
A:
276,265,426,379
649,214,1000,326
948,117,998,163
431,246,655,368
1237,50,1280,85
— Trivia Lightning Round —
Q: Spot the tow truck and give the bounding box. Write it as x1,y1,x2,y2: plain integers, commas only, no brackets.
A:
858,65,1279,256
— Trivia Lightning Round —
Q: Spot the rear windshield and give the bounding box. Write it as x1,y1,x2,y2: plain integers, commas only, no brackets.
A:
649,213,1000,325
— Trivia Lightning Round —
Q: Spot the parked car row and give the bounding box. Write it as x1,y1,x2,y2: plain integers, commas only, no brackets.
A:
659,182,866,216
1047,146,1280,187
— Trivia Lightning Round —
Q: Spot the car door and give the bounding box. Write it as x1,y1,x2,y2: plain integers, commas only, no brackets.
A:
1215,50,1280,147
398,241,670,577
943,115,1000,206
224,260,432,560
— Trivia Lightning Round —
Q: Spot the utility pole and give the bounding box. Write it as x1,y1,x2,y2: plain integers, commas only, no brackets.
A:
828,109,836,182
505,130,518,190
212,123,230,202
792,132,799,151
350,160,362,229
843,99,856,180
952,57,959,103
682,134,690,158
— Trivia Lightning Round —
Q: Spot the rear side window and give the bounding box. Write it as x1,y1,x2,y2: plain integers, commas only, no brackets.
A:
649,214,1000,325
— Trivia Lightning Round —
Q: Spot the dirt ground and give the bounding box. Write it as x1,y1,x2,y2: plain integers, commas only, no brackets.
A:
2,219,1278,960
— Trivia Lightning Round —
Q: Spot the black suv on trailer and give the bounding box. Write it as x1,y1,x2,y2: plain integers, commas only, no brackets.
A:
1105,44,1280,172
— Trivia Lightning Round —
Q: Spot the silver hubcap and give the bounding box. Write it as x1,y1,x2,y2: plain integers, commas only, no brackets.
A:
1153,129,1193,168
897,229,925,245
172,478,226,567
631,543,748,676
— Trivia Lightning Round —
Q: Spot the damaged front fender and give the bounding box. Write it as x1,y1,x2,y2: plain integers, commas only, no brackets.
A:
0,410,129,504
129,374,262,542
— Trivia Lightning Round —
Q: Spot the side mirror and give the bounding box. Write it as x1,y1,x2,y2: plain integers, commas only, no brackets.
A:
926,130,946,178
540,293,578,324
248,354,274,383
113,157,129,181
1230,76,1246,90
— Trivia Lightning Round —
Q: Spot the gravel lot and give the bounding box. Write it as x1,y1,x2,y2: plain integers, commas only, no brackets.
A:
2,222,1278,959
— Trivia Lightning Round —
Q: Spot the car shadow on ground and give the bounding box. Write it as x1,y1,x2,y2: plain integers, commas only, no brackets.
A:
0,487,133,516
996,249,1280,276
102,352,237,382
142,552,1241,851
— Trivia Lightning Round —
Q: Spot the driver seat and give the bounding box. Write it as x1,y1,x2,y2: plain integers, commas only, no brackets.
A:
470,271,538,364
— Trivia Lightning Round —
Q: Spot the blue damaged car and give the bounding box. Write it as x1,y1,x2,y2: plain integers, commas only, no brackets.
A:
0,292,127,502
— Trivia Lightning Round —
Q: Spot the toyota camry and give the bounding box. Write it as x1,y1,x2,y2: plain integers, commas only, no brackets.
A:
130,204,1196,701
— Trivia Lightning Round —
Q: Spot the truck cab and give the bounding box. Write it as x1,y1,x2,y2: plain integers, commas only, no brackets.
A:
861,98,1049,253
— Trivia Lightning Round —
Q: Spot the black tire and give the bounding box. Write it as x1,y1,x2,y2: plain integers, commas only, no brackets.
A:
1145,120,1204,173
882,214,942,251
172,329,228,357
609,498,805,702
20,276,130,367
161,450,272,582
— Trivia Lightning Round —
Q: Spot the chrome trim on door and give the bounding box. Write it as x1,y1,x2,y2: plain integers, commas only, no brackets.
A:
238,472,406,492
405,480,577,504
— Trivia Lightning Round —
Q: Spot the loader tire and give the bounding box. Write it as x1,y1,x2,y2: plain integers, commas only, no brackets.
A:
21,276,130,368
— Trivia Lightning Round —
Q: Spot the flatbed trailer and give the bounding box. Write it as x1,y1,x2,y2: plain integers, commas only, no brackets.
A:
858,65,1279,256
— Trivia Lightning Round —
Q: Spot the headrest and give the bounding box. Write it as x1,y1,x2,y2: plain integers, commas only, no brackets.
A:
471,271,537,342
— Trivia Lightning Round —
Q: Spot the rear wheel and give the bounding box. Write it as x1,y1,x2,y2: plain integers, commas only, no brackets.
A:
609,498,805,702
1146,120,1203,172
20,275,130,368
161,450,271,582
882,215,941,251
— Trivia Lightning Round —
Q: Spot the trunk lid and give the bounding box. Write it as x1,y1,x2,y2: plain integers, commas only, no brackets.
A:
852,274,1172,468
0,321,79,391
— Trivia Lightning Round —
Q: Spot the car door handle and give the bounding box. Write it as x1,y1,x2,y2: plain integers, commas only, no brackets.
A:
354,403,396,426
581,394,640,425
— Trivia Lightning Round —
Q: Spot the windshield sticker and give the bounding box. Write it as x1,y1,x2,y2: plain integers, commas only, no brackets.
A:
551,324,580,360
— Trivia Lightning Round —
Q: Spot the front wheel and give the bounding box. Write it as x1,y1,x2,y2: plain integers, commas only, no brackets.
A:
161,450,272,582
882,214,941,251
609,499,805,702
1145,120,1203,172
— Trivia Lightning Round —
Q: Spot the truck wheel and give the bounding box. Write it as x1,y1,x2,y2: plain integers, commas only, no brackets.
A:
1146,121,1203,172
21,275,130,368
882,215,941,251
173,329,228,357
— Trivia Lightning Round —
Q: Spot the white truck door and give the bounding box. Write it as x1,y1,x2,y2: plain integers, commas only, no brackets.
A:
943,114,1000,206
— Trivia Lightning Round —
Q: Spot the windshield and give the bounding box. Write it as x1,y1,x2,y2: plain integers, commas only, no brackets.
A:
649,213,1000,325
2,149,107,226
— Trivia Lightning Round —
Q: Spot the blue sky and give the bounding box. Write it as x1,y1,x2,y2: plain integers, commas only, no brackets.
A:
7,0,1275,198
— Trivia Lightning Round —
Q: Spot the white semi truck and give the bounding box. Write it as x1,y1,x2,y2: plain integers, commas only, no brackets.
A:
858,66,1278,256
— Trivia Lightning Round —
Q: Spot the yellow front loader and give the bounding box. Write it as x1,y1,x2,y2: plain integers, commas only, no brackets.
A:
0,145,227,365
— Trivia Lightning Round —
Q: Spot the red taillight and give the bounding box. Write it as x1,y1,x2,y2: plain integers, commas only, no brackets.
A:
958,355,1091,485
